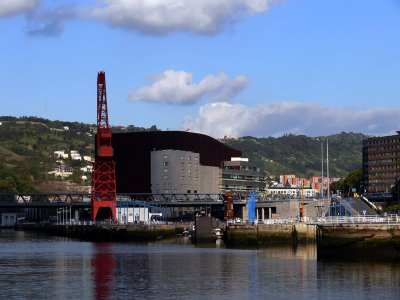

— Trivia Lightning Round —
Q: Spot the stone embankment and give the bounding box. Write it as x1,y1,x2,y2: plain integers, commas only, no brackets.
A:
225,223,316,246
317,223,400,259
23,223,185,242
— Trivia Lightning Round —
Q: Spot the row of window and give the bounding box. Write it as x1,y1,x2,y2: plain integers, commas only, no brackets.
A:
369,178,397,183
368,159,398,164
366,138,400,145
369,165,399,170
220,184,265,191
369,185,395,191
223,166,260,172
180,162,198,167
162,169,199,175
368,145,400,151
221,174,265,181
368,152,398,158
163,155,199,161
369,171,400,176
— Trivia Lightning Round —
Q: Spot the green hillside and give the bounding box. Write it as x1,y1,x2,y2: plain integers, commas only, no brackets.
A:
0,116,95,193
0,116,159,193
222,132,367,178
0,116,366,193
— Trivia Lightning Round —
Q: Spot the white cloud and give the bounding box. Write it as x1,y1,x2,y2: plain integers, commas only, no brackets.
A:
4,0,278,36
26,4,78,37
128,70,249,104
91,0,275,35
0,0,39,17
183,101,400,138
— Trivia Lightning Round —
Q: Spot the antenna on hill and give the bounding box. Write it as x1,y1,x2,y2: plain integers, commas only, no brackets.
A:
44,100,48,119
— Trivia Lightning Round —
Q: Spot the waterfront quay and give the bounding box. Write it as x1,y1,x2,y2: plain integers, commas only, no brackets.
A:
316,222,400,259
226,222,316,246
23,222,186,242
21,215,400,259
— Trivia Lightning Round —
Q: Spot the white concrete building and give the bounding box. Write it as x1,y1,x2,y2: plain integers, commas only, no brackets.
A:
117,206,149,223
266,187,317,198
48,165,73,178
54,150,64,158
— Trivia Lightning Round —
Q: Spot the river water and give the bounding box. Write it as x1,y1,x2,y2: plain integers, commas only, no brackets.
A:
0,230,399,300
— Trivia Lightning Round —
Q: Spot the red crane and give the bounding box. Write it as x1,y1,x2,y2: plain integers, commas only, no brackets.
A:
91,71,117,222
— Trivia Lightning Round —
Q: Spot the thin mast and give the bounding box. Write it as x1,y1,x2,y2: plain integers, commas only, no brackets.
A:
327,139,329,200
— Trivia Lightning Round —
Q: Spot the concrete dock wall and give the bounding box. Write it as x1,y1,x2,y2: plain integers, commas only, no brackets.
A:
226,223,316,246
317,224,400,259
23,223,185,242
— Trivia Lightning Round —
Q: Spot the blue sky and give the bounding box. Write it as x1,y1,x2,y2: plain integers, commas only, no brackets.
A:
1,0,399,138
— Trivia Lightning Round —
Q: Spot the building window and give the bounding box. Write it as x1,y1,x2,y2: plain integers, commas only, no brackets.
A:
181,162,185,166
163,169,168,173
163,175,168,180
163,155,168,159
181,156,185,160
163,189,170,194
163,161,168,166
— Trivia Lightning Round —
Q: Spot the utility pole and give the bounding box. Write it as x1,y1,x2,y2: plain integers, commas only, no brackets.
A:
302,183,305,222
327,139,329,200
321,140,324,198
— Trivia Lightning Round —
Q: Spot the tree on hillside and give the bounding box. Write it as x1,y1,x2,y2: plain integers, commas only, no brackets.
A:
329,167,362,196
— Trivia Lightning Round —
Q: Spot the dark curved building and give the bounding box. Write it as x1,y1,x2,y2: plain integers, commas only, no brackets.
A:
112,131,242,193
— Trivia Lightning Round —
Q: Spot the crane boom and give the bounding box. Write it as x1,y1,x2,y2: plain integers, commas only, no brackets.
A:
91,71,117,222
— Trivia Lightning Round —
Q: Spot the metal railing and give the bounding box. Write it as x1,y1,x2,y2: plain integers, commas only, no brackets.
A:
315,214,399,224
230,214,400,225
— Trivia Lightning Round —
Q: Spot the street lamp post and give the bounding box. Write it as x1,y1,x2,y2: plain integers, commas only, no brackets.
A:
327,139,329,200
321,140,324,198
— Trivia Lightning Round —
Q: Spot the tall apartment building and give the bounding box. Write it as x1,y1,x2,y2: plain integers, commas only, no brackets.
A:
362,131,400,193
220,157,266,196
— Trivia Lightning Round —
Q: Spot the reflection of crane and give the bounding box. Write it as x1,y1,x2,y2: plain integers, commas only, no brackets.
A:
91,72,116,222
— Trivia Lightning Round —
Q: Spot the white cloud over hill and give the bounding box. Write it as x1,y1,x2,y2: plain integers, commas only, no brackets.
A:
183,101,400,138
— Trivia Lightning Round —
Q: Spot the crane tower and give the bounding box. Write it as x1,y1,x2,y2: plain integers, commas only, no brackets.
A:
91,71,116,222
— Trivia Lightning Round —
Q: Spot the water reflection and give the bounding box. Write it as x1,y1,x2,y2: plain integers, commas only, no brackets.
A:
0,231,399,299
317,259,400,299
92,243,117,299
